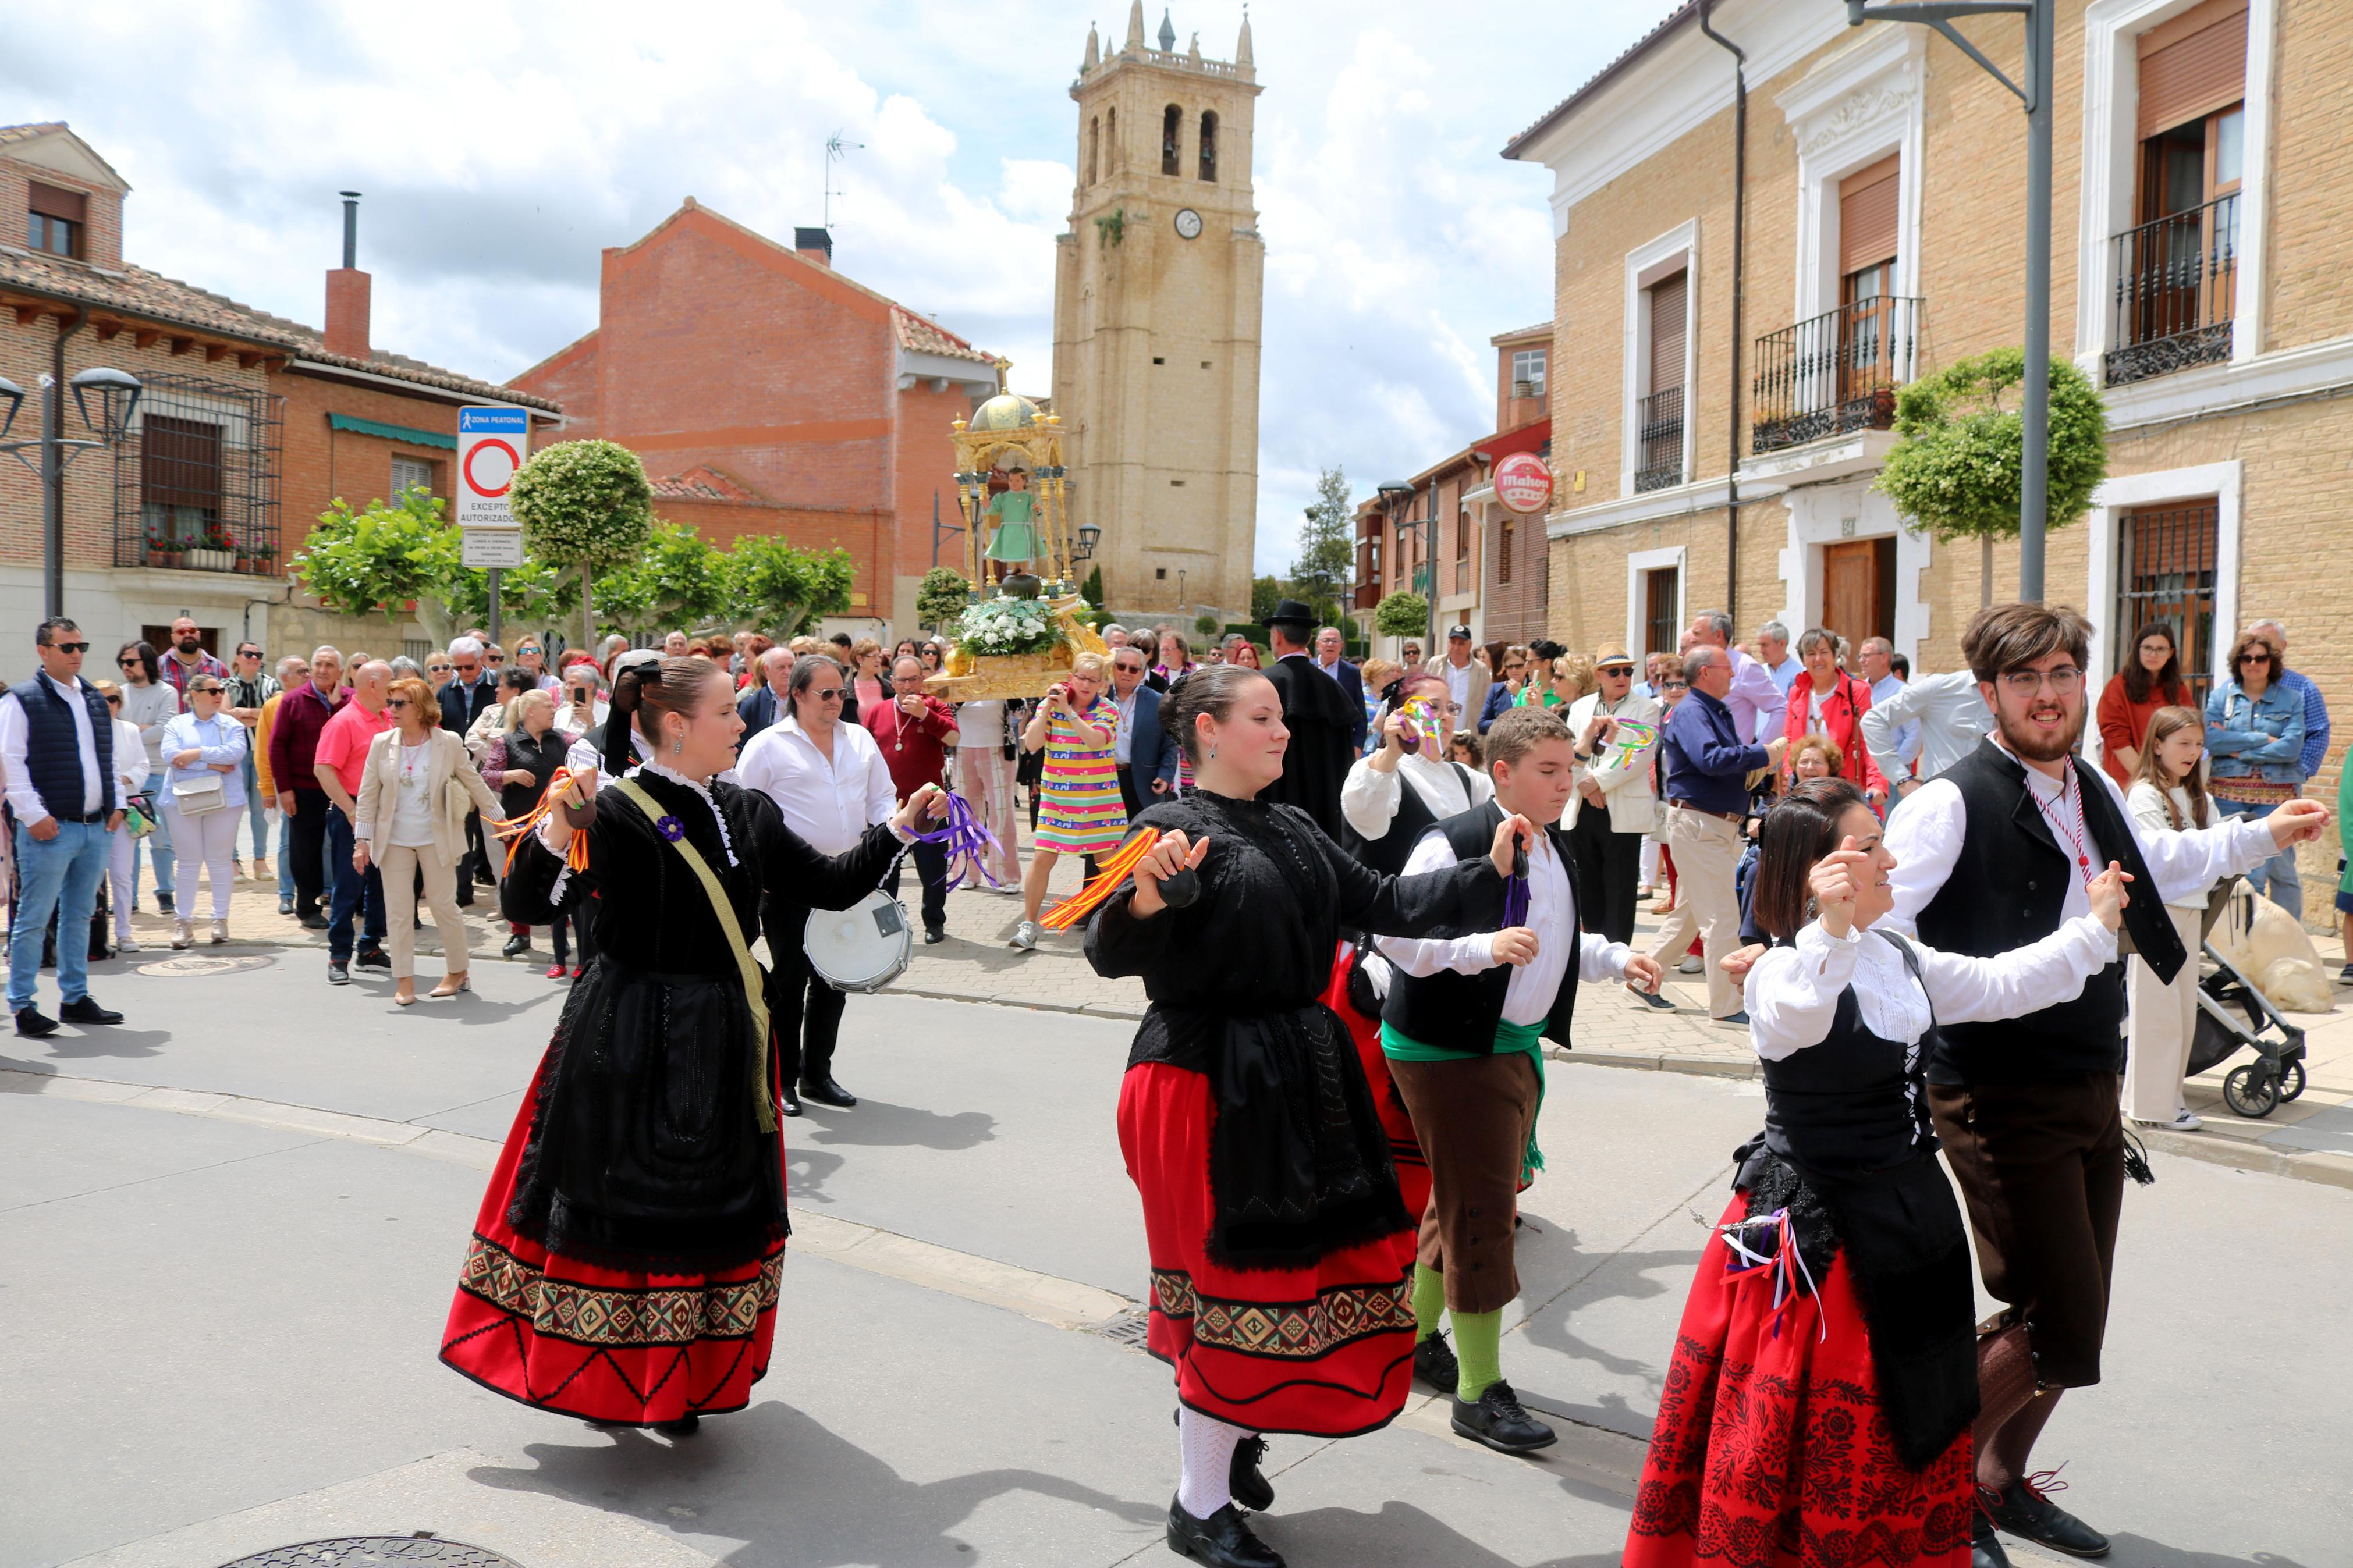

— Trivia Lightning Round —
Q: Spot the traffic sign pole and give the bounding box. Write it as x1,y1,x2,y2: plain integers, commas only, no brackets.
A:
457,405,532,652
487,568,502,646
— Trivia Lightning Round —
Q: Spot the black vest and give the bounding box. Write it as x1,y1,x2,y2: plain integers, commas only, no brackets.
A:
1380,799,1582,1054
498,727,575,822
1915,740,2180,1083
13,672,116,820
1762,932,1940,1178
1343,760,1472,878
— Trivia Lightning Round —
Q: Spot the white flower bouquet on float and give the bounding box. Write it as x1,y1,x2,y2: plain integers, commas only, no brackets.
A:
954,595,1062,656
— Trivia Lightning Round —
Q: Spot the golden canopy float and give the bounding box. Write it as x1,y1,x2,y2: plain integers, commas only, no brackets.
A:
930,389,1107,699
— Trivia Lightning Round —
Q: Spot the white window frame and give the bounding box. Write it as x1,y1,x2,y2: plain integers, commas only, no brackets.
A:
2081,460,2242,714
1622,221,1699,499
2075,0,2277,376
1513,347,1548,397
1626,545,1688,665
1777,25,1928,323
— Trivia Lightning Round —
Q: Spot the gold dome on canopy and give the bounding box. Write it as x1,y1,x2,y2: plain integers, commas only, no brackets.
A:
969,392,1039,431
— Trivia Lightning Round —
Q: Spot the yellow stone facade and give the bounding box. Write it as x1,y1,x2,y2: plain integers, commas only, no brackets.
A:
1051,6,1264,621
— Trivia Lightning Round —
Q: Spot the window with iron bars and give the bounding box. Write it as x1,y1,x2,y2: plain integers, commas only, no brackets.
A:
2115,499,2220,707
112,373,284,576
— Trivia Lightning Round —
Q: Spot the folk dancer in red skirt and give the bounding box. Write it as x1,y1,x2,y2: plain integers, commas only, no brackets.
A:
439,655,943,1435
1625,776,2128,1568
1085,664,1535,1568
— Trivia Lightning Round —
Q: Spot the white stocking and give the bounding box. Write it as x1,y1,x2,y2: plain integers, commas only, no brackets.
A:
1176,1406,1250,1519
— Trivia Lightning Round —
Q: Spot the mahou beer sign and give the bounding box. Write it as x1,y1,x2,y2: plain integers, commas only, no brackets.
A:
1494,451,1554,515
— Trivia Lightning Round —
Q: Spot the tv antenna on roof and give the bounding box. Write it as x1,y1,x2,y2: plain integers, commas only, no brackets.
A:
824,131,864,229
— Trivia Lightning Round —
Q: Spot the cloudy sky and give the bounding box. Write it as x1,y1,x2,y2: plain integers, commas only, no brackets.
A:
8,0,1678,578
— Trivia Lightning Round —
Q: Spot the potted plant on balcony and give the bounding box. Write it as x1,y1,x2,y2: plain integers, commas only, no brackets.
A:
145,522,182,570
186,521,236,572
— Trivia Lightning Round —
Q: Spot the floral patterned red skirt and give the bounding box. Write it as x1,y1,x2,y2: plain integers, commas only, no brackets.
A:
1117,1061,1417,1437
1623,1193,1974,1568
439,1073,785,1427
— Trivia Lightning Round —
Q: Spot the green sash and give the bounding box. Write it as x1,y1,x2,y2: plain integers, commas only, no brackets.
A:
611,778,776,1133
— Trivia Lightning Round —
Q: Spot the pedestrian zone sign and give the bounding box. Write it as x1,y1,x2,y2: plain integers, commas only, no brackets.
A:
457,406,529,532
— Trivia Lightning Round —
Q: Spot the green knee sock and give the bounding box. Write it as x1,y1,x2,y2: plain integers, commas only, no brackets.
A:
1450,1307,1503,1401
1412,1263,1446,1341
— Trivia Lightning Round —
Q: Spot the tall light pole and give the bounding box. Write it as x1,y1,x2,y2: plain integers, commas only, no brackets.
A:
1378,481,1435,659
1847,0,2053,600
1,355,143,619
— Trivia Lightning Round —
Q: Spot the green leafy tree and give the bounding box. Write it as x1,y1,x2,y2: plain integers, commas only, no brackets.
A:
293,488,449,632
1289,466,1355,617
1080,565,1106,610
509,439,656,649
1194,612,1221,639
726,536,856,637
437,556,567,646
592,520,729,638
1374,590,1428,640
917,566,973,628
1876,347,2109,605
1250,574,1287,624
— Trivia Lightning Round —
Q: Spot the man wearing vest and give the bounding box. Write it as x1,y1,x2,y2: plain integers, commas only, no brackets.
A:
1375,707,1665,1457
1,618,127,1037
1884,603,2328,1566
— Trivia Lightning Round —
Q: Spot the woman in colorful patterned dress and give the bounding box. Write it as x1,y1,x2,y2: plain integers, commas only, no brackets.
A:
1011,651,1127,951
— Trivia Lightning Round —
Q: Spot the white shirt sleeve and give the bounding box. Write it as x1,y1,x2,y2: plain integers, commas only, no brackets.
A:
1576,929,1633,984
1375,827,1500,976
1744,922,1860,1061
0,692,41,823
1880,777,1966,936
1341,756,1403,840
1909,914,2118,1025
861,730,896,827
114,721,150,795
2092,767,2272,902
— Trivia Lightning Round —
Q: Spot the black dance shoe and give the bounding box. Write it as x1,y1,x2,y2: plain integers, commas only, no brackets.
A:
1972,1507,2014,1568
60,996,124,1025
502,933,531,958
799,1074,857,1109
1166,1498,1284,1568
1229,1434,1274,1512
1412,1331,1460,1395
778,1080,803,1117
924,925,947,944
655,1412,700,1437
1985,1475,2109,1558
15,1007,58,1039
1450,1380,1557,1455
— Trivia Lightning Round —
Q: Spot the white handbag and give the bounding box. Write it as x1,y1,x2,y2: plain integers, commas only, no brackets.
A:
170,769,229,816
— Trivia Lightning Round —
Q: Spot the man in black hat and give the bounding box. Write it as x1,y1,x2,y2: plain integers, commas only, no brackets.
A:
1259,599,1358,838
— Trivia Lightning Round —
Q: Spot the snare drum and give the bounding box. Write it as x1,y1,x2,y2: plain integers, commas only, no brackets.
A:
803,891,914,993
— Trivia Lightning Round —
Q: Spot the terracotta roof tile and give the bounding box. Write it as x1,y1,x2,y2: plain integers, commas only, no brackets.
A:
652,464,771,503
0,122,70,145
892,305,995,366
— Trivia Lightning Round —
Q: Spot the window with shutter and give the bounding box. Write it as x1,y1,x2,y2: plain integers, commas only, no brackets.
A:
1638,271,1690,492
1838,155,1900,276
2137,0,2247,140
1648,272,1687,394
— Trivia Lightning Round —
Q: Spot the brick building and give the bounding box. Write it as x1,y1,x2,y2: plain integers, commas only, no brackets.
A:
1505,0,2351,915
507,202,1000,637
0,123,560,662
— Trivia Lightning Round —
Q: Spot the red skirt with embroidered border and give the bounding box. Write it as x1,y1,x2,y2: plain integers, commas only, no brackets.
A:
438,1072,785,1426
1623,1193,1974,1568
1117,1061,1417,1437
1319,947,1429,1273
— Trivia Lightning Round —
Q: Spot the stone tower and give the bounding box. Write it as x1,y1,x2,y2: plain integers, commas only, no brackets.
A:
1053,5,1264,621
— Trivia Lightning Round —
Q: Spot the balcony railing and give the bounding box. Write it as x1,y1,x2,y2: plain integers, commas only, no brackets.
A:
2106,194,2237,386
1634,385,1685,492
1751,294,1921,454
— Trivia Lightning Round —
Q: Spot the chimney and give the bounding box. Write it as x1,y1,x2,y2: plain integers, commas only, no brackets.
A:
793,226,833,268
324,191,371,360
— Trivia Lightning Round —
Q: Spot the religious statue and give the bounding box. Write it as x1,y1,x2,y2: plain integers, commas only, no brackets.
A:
983,467,1038,568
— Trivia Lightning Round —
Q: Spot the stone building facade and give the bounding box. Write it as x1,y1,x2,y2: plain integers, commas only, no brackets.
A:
1052,5,1264,623
1506,0,2351,914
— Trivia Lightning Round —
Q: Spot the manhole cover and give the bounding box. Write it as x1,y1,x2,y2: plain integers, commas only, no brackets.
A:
1088,1306,1152,1350
217,1539,522,1567
137,954,274,977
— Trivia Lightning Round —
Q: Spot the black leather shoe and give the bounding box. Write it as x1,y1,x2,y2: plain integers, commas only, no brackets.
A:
1229,1434,1274,1512
799,1074,857,1109
15,1007,58,1039
502,934,531,958
924,925,946,944
355,947,392,971
326,963,351,986
778,1080,803,1118
655,1412,700,1437
455,888,475,908
297,912,329,930
1986,1475,2109,1558
1972,1508,2014,1568
1450,1379,1556,1454
1413,1331,1460,1395
1166,1498,1284,1568
59,997,124,1025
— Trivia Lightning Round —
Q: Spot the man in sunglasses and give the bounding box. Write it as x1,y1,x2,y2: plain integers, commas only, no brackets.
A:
1,618,127,1036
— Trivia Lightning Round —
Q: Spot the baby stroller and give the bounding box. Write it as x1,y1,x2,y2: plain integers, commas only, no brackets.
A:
2186,934,2308,1119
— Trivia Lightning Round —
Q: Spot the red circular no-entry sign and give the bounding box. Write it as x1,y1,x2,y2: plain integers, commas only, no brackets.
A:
463,438,520,499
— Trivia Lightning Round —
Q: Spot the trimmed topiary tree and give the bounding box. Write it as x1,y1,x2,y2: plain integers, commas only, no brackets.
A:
509,439,656,650
1374,590,1428,640
917,566,973,629
1875,346,2108,605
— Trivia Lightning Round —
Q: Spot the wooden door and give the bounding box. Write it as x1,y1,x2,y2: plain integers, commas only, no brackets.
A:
1822,541,1880,649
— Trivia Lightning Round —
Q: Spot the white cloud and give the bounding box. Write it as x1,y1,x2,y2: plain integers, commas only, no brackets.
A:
7,0,1680,593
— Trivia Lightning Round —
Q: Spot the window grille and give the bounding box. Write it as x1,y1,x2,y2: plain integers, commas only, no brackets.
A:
112,373,284,576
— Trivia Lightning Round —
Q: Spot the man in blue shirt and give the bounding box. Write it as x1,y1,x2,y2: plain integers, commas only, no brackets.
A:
1644,648,1787,1023
2251,619,2330,911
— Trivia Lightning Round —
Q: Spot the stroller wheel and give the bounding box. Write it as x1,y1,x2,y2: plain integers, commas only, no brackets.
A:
2279,1059,2307,1103
2223,1063,2280,1119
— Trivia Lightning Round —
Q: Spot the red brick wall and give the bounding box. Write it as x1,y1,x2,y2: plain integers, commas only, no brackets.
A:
0,150,124,269
511,330,601,438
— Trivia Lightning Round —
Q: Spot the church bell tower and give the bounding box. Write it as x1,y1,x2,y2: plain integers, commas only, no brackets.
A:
1052,5,1264,622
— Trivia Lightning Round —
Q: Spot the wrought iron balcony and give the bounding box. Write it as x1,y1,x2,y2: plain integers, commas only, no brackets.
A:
1751,294,1920,455
2106,194,2237,387
1634,385,1685,492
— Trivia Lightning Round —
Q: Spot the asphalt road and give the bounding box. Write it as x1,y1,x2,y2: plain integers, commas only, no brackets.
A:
3,948,2347,1567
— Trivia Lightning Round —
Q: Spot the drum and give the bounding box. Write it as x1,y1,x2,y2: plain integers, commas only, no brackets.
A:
803,891,914,993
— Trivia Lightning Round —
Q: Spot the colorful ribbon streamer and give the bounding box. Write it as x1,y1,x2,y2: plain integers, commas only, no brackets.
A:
907,790,1009,894
1717,1206,1827,1343
492,767,594,877
1040,827,1162,931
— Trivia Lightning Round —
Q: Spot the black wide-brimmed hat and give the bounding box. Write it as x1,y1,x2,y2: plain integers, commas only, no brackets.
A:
1265,598,1317,628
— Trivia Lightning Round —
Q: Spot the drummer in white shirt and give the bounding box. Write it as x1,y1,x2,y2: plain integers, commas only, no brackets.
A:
735,653,896,1115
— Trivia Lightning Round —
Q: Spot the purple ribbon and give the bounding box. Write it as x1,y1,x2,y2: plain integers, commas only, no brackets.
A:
1503,873,1529,929
910,790,1009,893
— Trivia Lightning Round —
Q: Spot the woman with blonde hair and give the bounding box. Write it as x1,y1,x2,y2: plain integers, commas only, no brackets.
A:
1012,650,1127,950
353,675,503,1005
1788,733,1844,782
2124,706,2219,1129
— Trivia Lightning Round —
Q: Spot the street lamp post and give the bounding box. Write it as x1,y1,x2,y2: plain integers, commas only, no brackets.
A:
0,358,144,619
1376,481,1435,659
1846,0,2053,599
